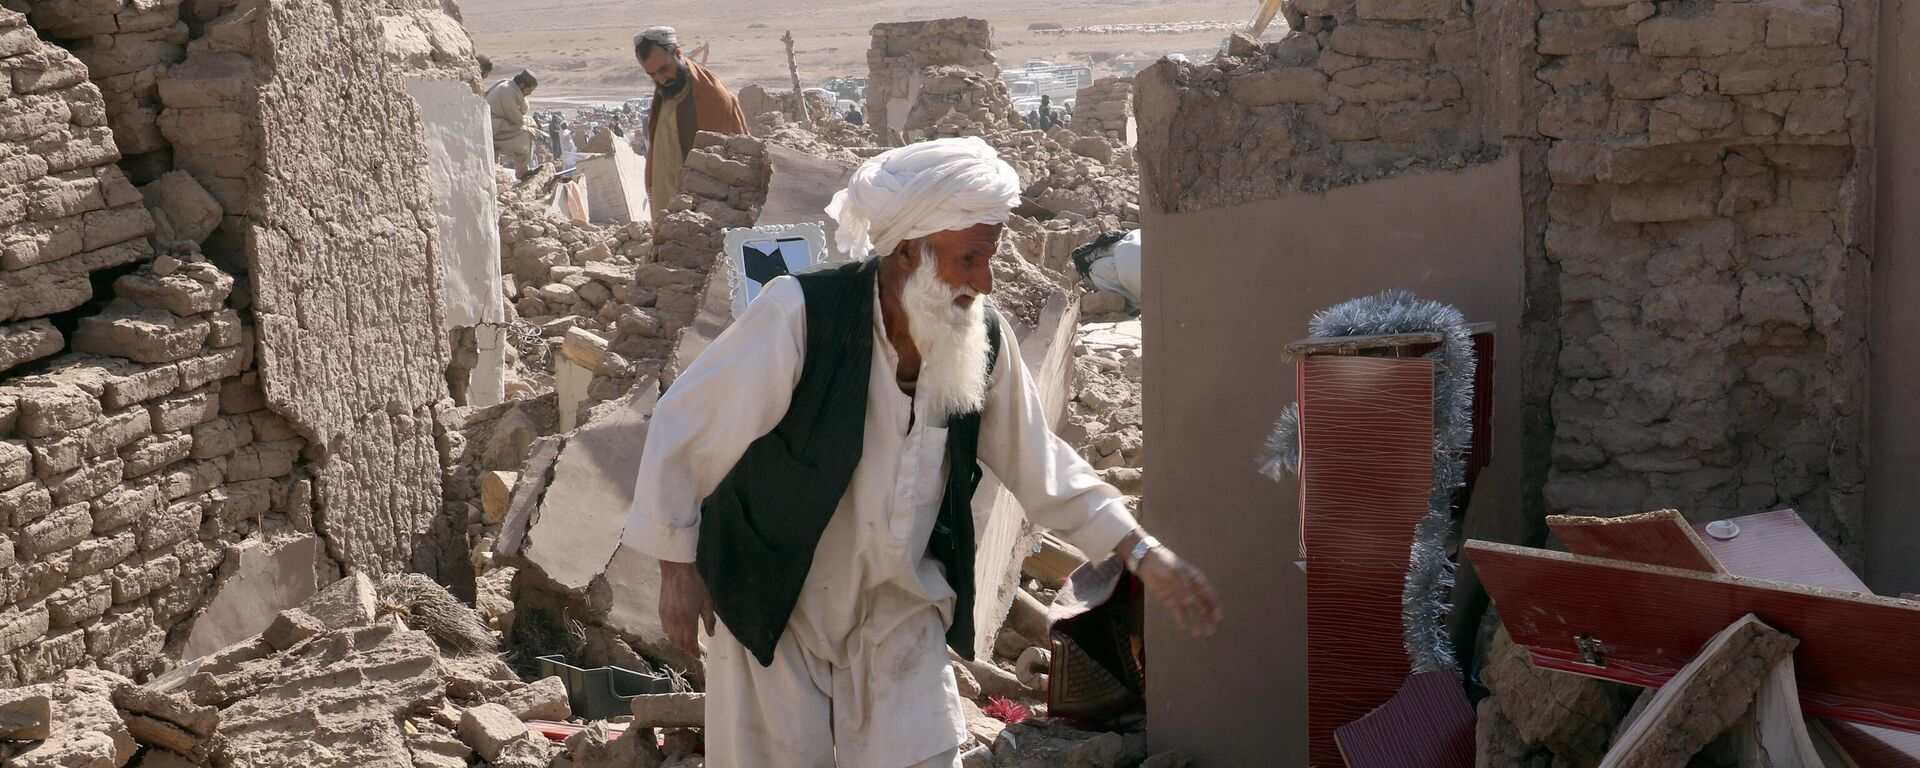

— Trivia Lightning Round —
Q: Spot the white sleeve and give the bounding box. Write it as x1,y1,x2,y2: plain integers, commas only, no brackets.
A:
977,312,1137,558
620,277,806,563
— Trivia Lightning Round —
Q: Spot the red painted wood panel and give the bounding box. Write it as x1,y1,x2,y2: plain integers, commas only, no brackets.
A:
1468,541,1920,733
1334,671,1476,768
1692,509,1870,594
1548,510,1725,573
1299,356,1435,767
1826,722,1920,768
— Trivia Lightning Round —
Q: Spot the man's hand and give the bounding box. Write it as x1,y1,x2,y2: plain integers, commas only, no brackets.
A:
1130,542,1223,638
659,560,715,656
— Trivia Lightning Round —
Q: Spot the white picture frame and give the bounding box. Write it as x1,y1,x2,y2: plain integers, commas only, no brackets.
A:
721,222,831,317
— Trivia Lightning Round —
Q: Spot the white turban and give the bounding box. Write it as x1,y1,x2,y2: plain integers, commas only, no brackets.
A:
638,26,678,47
826,137,1022,257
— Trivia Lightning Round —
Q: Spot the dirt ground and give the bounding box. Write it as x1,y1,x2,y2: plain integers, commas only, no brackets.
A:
459,0,1249,109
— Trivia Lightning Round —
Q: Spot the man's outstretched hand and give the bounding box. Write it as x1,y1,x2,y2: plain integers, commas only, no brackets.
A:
1134,545,1223,638
659,560,716,656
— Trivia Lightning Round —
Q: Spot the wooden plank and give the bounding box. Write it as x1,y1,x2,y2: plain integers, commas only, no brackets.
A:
1021,533,1087,587
1600,615,1797,768
1466,541,1920,733
1334,671,1475,768
1693,509,1870,594
1548,510,1727,573
1299,355,1435,767
1283,331,1446,362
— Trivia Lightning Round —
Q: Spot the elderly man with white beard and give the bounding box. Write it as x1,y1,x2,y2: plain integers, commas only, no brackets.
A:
620,137,1222,768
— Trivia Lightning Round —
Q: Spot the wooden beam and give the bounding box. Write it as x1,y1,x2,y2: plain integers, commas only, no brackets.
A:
1600,615,1798,768
1467,541,1920,732
1021,533,1087,587
1282,331,1446,362
1548,510,1726,574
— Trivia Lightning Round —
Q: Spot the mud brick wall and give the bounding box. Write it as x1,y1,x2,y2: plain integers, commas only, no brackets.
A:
0,257,306,687
1533,0,1873,551
0,9,155,373
1074,76,1134,140
22,0,190,180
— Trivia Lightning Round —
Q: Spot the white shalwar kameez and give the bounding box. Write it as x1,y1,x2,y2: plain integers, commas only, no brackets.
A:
621,276,1137,768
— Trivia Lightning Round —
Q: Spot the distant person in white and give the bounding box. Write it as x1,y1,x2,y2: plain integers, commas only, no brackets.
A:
621,137,1221,767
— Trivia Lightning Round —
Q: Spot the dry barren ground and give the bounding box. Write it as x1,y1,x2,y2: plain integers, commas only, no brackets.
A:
460,0,1249,109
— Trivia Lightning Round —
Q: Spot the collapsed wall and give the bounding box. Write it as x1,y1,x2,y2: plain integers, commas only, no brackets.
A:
21,0,189,181
865,18,1018,143
159,1,454,577
1074,76,1135,144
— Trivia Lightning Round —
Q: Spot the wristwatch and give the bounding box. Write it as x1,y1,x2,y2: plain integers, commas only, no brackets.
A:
1125,533,1162,572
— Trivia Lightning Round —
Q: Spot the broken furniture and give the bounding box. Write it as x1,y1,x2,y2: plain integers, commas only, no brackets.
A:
1472,507,1920,764
535,655,673,721
1280,312,1495,766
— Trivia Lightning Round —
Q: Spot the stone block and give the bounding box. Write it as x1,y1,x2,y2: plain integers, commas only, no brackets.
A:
112,553,180,603
141,170,223,245
0,602,50,654
0,481,51,527
248,410,299,442
1611,180,1718,223
139,498,201,551
207,309,243,347
47,573,111,627
21,502,92,556
1228,67,1329,106
91,483,161,533
206,479,273,528
69,530,137,578
301,572,378,630
261,608,324,651
51,457,124,505
29,434,84,477
0,220,83,271
104,364,181,409
1482,625,1634,761
0,320,62,374
500,676,572,721
190,415,254,459
85,603,159,658
73,304,211,364
1765,0,1842,47
159,459,224,500
1637,6,1767,57
459,703,529,762
150,387,221,433
0,688,51,740
225,438,299,482
117,266,234,317
1329,26,1434,60
0,438,30,490
81,205,154,252
481,470,516,524
86,407,157,458
112,676,220,755
16,384,102,437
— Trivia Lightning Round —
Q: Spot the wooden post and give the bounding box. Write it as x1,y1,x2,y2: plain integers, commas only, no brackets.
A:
782,31,810,124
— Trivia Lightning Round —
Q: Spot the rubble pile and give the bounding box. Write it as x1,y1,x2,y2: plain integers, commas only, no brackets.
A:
0,573,640,768
492,176,652,399
736,84,836,127
904,66,1026,141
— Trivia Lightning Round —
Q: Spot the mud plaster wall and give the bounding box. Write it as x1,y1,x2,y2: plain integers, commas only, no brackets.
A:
1867,0,1919,593
1529,0,1874,556
1138,158,1526,763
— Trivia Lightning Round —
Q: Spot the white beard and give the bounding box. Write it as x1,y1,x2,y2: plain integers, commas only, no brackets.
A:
901,244,990,419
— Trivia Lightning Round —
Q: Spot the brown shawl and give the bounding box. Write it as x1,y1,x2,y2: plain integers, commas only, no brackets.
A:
643,58,748,193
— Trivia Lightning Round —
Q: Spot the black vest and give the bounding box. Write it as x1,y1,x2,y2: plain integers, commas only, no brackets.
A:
695,259,1002,667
